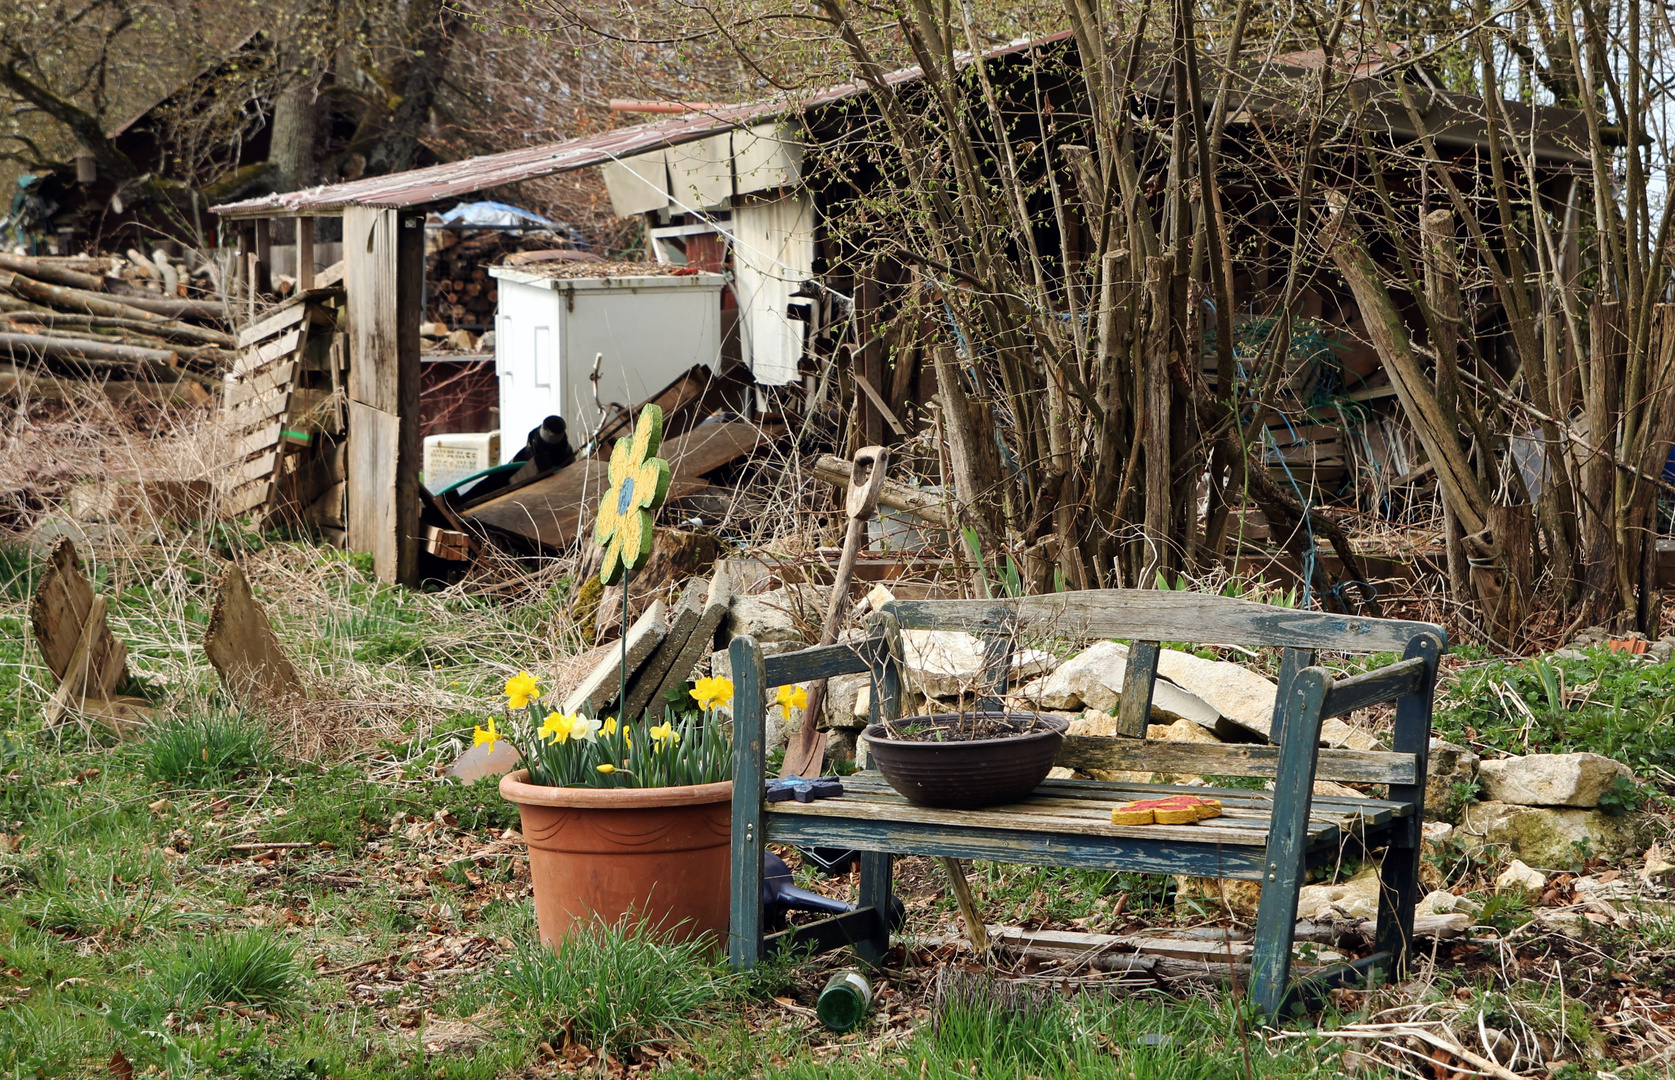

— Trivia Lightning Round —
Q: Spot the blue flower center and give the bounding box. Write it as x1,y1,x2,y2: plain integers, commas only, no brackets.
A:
617,475,636,516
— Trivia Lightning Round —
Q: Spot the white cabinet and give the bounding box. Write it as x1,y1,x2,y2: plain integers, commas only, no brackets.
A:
490,268,725,449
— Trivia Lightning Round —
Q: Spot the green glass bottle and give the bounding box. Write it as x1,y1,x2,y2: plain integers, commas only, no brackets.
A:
816,970,872,1032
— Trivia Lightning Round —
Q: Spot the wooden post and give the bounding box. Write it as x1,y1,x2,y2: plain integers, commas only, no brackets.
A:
728,634,768,972
236,225,253,322
1115,640,1161,738
344,206,424,585
859,276,883,446
296,218,315,292
1142,255,1174,584
252,217,272,297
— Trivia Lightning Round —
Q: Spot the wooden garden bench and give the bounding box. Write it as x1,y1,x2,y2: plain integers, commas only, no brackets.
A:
727,589,1445,1023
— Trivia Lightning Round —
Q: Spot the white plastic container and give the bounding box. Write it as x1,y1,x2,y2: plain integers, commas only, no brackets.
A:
423,431,500,493
489,268,725,448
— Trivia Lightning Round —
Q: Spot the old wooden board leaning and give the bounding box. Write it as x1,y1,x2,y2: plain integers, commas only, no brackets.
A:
203,563,306,704
464,422,781,549
30,537,128,693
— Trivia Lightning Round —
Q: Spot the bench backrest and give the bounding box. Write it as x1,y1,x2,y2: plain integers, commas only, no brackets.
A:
742,589,1444,790
881,589,1445,745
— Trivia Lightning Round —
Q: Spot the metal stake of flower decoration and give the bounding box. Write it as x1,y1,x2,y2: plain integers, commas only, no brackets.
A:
595,404,672,716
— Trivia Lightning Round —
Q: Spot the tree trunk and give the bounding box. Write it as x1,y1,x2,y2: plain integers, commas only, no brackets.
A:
364,2,462,176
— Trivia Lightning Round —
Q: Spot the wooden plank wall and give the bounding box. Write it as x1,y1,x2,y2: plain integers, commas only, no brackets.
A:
344,207,424,585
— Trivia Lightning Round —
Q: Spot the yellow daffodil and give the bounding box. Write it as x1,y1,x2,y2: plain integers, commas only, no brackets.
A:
649,721,675,743
504,671,541,710
596,763,616,774
540,711,578,744
602,717,618,736
594,404,672,585
473,717,501,749
775,684,809,712
690,675,734,711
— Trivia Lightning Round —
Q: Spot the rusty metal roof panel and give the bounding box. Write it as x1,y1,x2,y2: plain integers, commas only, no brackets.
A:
210,32,1076,218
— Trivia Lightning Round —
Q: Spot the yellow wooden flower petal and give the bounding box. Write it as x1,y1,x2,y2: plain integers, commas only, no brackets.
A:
618,508,656,573
594,482,621,544
608,437,632,486
628,404,664,466
599,530,625,585
632,457,671,511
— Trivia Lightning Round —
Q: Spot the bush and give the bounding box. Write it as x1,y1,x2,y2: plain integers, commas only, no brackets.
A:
141,715,272,787
490,918,735,1055
144,929,301,1014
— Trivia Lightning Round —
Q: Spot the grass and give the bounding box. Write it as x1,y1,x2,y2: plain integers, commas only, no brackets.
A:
489,917,737,1055
140,714,273,786
143,928,302,1013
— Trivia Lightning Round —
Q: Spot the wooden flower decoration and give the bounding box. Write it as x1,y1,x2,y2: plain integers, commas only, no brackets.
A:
595,404,672,585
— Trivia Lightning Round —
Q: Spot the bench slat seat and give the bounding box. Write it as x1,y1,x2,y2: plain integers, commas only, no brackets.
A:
726,590,1446,1025
768,774,1407,879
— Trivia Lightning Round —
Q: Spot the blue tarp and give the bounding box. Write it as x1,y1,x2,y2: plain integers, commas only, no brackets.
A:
433,201,557,229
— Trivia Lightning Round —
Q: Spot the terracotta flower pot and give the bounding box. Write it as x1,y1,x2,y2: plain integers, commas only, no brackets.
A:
499,770,733,946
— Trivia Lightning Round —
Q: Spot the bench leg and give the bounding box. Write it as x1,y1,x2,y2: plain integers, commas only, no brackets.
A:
854,851,893,968
1374,632,1442,980
1251,666,1330,1025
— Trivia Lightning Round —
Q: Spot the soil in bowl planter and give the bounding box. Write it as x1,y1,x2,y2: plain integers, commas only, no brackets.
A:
877,712,1047,742
862,711,1068,810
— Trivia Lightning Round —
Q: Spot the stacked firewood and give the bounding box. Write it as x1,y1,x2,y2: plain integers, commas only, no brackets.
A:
0,251,233,404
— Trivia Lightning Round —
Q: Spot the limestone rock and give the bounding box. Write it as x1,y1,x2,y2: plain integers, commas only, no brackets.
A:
722,586,824,645
1296,868,1381,922
1018,640,1126,709
1046,766,1076,780
1421,821,1454,849
903,629,1053,699
1460,800,1631,868
1416,890,1480,916
1015,641,1222,735
764,703,789,757
1175,876,1263,917
1319,718,1380,751
1478,752,1632,808
1155,649,1277,741
825,727,858,766
1314,779,1365,800
1083,768,1157,784
1495,859,1547,893
818,673,872,731
1425,739,1480,814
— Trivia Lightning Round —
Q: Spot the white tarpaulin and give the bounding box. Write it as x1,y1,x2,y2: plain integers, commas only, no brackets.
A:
731,194,815,385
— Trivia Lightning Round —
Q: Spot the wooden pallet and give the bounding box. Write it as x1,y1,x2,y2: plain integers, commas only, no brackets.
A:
218,294,344,521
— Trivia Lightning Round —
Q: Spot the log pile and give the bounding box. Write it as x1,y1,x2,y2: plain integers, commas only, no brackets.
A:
0,251,232,404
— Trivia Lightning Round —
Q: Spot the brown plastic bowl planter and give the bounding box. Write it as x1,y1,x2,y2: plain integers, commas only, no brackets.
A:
861,712,1069,810
499,770,732,946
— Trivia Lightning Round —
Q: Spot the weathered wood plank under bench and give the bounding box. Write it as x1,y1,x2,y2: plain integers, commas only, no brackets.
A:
727,589,1446,1026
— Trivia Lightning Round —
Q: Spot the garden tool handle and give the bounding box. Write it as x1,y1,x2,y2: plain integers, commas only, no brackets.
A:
781,447,889,779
